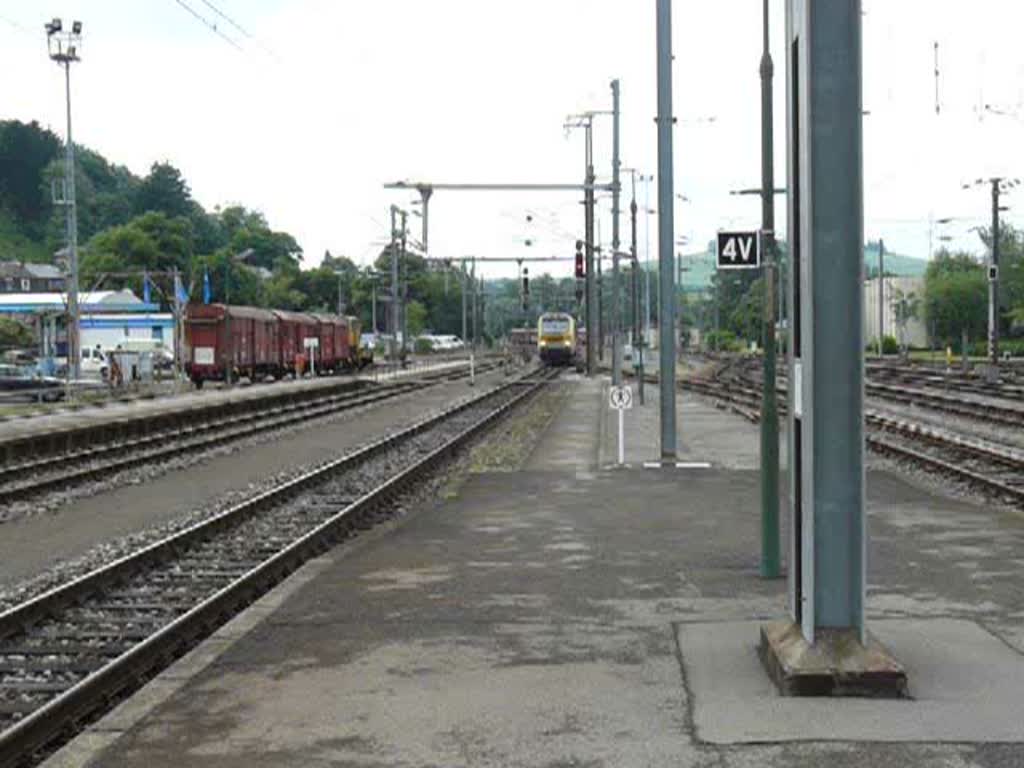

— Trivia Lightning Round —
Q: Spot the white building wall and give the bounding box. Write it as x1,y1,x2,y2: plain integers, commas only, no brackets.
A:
863,276,928,348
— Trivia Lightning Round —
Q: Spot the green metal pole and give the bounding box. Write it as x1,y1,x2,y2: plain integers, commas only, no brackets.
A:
759,0,780,578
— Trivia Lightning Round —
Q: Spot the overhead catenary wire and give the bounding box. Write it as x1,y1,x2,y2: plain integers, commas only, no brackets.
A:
171,0,243,51
196,0,281,60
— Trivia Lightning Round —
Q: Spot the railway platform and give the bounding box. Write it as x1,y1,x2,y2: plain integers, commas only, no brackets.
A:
48,376,1024,767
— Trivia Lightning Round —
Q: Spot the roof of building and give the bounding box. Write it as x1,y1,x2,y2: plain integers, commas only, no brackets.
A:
23,263,63,279
0,290,159,314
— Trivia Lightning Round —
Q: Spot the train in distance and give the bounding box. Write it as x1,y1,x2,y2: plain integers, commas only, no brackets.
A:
537,312,580,367
184,303,372,387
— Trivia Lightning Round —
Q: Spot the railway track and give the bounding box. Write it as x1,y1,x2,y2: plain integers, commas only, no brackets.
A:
0,366,558,766
0,361,502,508
718,357,1024,428
685,371,1024,506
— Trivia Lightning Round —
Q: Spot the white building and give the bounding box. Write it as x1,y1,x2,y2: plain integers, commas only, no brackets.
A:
864,275,928,349
79,313,175,351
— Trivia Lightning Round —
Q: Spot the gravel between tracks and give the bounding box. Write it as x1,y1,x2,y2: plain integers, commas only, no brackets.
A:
0,376,483,525
0,369,512,605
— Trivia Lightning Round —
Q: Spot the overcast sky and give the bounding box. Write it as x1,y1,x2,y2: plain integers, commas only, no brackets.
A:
2,1,1023,279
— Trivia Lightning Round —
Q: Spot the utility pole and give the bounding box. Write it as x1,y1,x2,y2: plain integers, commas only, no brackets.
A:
610,79,623,386
471,258,479,348
629,172,645,403
584,121,597,376
461,265,468,347
46,18,83,384
597,219,605,361
877,239,885,357
990,180,1001,366
400,211,408,366
479,274,485,342
759,0,780,579
963,177,1019,368
371,278,377,333
172,267,183,384
642,174,653,346
389,206,400,363
656,0,677,458
224,258,232,385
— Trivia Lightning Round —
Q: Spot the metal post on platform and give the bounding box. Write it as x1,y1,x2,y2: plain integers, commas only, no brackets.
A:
990,180,1001,367
656,0,677,458
629,173,645,404
389,206,399,363
877,239,885,357
586,123,597,377
760,0,781,579
756,0,909,699
786,0,867,646
400,211,408,367
610,79,623,386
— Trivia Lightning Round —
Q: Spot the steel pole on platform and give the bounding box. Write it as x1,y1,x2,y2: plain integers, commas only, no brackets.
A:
585,121,597,376
610,79,623,386
389,206,399,364
786,0,866,645
990,179,1001,366
760,0,781,579
656,0,677,458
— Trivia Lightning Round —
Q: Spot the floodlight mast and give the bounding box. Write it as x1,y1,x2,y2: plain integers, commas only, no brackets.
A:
47,19,83,385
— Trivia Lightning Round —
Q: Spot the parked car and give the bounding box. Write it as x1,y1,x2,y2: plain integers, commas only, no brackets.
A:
0,364,64,401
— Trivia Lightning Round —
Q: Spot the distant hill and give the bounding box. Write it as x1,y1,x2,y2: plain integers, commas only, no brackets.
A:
643,241,927,292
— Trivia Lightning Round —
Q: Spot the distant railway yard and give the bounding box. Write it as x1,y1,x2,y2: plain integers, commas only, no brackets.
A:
680,354,1024,507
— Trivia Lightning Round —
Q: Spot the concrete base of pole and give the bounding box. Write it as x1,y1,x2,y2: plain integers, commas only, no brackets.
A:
758,621,908,698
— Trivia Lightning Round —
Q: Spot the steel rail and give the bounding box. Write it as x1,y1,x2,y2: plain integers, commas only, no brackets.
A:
0,358,500,470
0,367,555,766
0,362,501,506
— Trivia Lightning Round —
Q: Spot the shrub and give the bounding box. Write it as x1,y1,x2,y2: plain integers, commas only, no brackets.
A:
413,337,434,355
704,329,742,352
866,336,899,355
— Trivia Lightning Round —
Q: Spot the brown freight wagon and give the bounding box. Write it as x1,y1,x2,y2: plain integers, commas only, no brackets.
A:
272,310,319,376
185,304,278,387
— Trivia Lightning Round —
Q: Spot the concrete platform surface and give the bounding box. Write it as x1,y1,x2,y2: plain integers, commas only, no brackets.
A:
684,618,1024,743
47,376,1024,768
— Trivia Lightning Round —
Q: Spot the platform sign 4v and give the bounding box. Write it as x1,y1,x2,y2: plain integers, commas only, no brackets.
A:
717,231,761,270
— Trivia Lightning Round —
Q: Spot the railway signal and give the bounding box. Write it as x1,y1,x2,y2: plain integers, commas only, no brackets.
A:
521,267,529,310
574,240,585,279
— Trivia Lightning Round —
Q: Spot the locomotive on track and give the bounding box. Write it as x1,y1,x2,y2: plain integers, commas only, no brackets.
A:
184,303,371,387
536,312,577,366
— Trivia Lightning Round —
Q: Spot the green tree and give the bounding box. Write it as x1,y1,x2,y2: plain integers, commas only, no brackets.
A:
81,212,195,302
135,162,192,219
0,120,61,238
0,317,33,350
406,300,428,336
924,249,987,346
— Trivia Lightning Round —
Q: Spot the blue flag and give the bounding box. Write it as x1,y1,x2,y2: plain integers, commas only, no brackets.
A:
203,268,211,304
142,271,151,304
174,273,189,304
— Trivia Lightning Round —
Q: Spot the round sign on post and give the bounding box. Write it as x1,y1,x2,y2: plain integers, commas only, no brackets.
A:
610,384,633,410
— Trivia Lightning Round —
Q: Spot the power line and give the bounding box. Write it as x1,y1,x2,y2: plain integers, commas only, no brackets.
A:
197,0,281,60
171,0,243,51
197,0,252,38
0,13,32,35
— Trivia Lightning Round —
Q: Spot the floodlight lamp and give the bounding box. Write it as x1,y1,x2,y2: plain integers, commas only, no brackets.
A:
67,45,76,58
72,20,82,34
49,18,62,33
